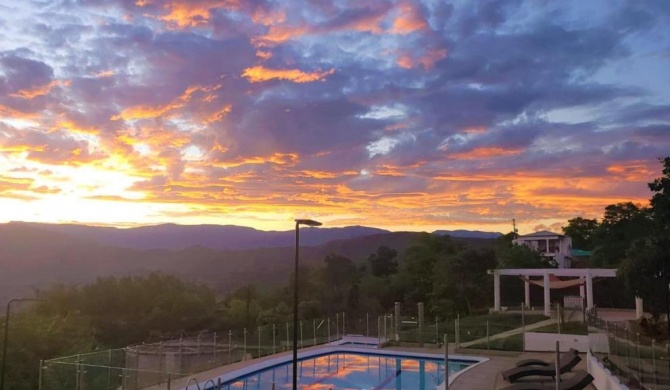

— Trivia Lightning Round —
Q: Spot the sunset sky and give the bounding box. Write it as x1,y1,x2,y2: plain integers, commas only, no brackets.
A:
0,0,669,233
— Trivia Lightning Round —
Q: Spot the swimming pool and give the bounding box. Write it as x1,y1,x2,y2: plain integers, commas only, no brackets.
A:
195,348,484,390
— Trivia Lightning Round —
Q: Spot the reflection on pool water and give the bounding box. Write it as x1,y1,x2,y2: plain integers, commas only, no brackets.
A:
217,352,473,390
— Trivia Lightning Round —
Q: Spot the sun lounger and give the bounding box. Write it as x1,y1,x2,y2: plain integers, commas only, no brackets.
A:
502,354,581,383
499,370,594,390
515,349,579,367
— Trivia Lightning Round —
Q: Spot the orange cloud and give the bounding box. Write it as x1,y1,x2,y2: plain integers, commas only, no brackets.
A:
397,48,447,70
10,80,71,99
112,84,221,121
607,161,656,181
242,66,335,83
449,147,524,160
253,25,310,46
389,2,429,34
213,153,299,168
139,0,240,29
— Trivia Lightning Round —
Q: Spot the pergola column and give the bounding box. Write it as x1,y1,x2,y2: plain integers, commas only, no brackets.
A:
586,273,594,310
635,296,644,319
524,280,530,308
494,272,501,311
543,273,551,317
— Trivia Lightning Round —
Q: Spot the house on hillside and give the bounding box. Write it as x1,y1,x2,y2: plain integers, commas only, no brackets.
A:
513,230,573,268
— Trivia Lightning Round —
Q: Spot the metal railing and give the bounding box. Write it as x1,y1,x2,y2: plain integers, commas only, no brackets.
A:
588,314,670,389
40,313,390,390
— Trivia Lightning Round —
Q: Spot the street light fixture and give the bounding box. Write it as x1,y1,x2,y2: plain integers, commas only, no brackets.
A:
1,298,40,390
293,218,322,390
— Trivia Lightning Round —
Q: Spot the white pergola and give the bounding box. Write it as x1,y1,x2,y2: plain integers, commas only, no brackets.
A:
488,268,640,317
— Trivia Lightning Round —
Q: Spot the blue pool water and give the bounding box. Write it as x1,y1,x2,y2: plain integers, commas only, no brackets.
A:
212,352,473,389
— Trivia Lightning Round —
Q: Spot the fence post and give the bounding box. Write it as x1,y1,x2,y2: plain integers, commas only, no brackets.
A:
228,330,232,364
557,303,561,335
213,333,218,364
652,339,657,388
378,316,381,346
272,324,276,354
436,317,439,345
336,313,340,340
197,334,201,363
38,360,44,390
327,318,331,343
286,322,289,351
454,319,459,349
636,333,641,382
366,313,369,337
486,321,490,350
300,321,304,348
179,336,183,371
342,312,346,336
444,334,449,389
243,328,247,361
75,354,81,390
395,302,401,341
521,302,526,352
109,348,114,388
313,319,317,346
418,302,424,347
166,373,171,390
258,326,262,358
555,341,560,388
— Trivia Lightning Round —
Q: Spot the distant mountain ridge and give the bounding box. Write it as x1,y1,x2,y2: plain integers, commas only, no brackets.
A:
0,223,500,307
9,222,502,250
433,229,503,239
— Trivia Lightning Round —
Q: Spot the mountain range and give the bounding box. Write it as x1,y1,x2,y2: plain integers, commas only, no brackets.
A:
0,222,501,306
10,221,501,250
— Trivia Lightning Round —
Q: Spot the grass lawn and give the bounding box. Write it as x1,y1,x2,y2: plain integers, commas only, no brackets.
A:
467,333,524,351
399,312,549,344
531,321,589,335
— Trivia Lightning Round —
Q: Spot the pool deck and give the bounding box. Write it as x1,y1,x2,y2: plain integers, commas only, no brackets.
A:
143,345,596,389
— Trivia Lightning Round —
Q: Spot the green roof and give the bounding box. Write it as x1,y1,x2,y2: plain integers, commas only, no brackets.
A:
570,249,592,257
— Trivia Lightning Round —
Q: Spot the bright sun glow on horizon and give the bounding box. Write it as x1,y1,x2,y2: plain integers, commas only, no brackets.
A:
0,1,668,234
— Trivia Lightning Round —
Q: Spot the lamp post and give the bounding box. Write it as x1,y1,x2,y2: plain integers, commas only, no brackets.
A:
293,218,322,390
1,298,40,390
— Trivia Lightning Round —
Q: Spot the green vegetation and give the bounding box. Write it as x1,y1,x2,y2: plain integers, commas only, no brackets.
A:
467,333,524,351
532,321,589,335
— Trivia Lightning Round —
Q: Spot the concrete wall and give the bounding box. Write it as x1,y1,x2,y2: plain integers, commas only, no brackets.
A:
587,352,628,390
524,332,589,352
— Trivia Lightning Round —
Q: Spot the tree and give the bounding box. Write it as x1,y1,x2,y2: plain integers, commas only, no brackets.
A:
402,233,464,306
591,202,652,266
562,217,599,250
619,157,670,333
431,247,497,316
367,246,399,277
320,254,358,313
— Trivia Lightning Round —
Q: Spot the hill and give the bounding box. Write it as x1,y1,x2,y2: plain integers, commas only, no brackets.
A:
10,222,502,251
0,223,497,306
10,222,390,250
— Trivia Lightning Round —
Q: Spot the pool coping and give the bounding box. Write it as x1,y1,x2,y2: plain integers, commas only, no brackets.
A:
182,341,488,390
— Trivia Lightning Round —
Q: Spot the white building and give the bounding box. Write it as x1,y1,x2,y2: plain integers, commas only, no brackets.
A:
513,230,573,268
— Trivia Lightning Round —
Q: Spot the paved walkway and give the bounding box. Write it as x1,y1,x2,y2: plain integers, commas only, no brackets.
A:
460,318,558,348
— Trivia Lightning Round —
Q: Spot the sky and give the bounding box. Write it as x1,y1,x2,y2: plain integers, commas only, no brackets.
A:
0,0,669,233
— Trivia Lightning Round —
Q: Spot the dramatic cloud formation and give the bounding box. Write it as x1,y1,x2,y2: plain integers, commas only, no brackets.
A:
0,0,669,232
